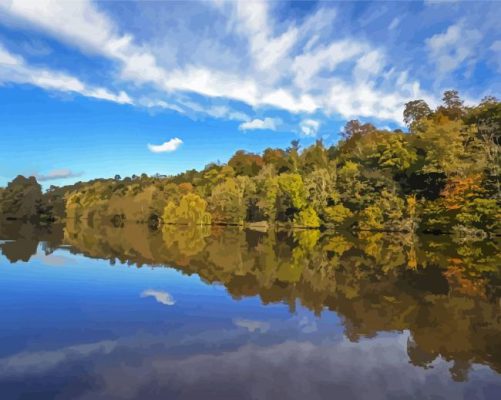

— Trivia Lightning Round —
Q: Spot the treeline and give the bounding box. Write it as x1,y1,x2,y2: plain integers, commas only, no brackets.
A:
0,90,499,237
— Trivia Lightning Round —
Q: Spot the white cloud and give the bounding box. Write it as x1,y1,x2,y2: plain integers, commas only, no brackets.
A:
300,119,320,137
0,0,436,124
0,43,132,104
147,138,183,154
233,0,297,73
292,39,365,90
176,100,250,122
35,168,82,181
0,0,122,58
426,21,482,75
354,50,385,80
140,289,175,305
162,66,259,107
239,117,280,131
140,99,185,114
262,90,318,114
0,46,21,65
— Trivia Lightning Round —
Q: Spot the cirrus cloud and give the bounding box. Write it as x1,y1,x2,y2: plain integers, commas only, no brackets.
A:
426,21,482,75
1,0,498,128
0,0,431,125
0,43,132,105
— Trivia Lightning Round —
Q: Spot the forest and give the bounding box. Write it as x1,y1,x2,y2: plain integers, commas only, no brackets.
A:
1,90,499,238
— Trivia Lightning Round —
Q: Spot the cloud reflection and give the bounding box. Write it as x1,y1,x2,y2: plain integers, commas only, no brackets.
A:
233,318,270,333
140,289,175,306
0,340,116,376
33,253,75,267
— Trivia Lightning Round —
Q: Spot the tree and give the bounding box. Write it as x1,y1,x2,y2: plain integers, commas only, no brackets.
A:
255,166,279,222
358,190,406,231
323,203,353,226
456,198,500,234
296,206,320,228
209,177,246,224
369,133,417,173
6,92,498,236
403,100,431,128
414,118,466,176
286,140,301,172
263,148,290,173
277,173,307,221
336,161,366,210
439,90,464,120
443,90,463,110
228,150,264,176
304,168,335,214
463,96,501,199
300,140,329,173
0,176,43,221
341,120,375,140
162,193,211,225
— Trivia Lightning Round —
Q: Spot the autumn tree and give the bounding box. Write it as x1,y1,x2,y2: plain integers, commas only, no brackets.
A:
341,120,376,140
163,193,211,225
228,150,264,177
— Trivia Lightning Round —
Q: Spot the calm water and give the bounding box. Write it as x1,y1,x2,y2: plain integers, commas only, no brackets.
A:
0,221,500,400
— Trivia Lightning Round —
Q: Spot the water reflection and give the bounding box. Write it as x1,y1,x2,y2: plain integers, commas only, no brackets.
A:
0,221,500,399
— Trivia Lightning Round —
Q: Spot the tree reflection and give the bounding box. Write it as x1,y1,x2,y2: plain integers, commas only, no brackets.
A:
0,222,64,262
1,221,500,380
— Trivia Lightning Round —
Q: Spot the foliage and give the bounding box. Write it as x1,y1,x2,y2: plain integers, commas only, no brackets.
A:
1,91,499,237
323,204,353,226
0,176,46,221
296,206,321,228
162,193,211,226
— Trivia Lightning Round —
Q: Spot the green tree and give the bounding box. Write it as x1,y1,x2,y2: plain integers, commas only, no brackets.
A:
404,99,432,128
336,161,366,210
414,118,466,176
277,173,307,221
0,176,43,221
296,206,320,228
163,193,211,225
439,90,464,120
323,203,353,227
209,177,246,224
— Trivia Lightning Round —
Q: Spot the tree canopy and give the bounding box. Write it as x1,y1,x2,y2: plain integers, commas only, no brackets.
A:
1,91,499,237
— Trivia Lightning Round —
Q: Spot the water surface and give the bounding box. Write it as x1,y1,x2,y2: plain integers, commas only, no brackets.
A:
0,221,500,399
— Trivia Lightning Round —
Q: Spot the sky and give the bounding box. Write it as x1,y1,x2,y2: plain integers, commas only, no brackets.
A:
0,0,500,189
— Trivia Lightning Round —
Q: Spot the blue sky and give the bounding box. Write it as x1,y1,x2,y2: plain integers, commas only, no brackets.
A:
0,0,499,188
